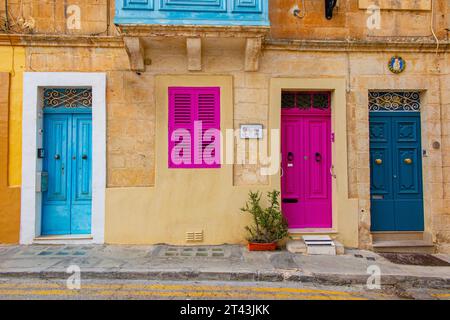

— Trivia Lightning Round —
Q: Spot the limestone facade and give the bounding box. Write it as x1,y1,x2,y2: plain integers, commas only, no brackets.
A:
23,41,449,250
0,0,449,250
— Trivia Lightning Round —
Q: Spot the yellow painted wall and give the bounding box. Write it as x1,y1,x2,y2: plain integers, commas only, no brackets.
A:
0,46,24,243
23,42,447,250
106,75,281,244
0,46,24,187
106,75,360,247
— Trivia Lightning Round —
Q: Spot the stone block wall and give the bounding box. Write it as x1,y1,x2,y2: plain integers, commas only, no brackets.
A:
26,46,155,187
1,1,449,41
345,52,445,249
25,40,450,250
0,0,115,35
269,0,449,40
438,53,450,252
233,73,270,186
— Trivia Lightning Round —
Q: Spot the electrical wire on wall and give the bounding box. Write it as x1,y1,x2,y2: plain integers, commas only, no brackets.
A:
1,0,15,76
2,0,111,36
4,0,9,30
430,0,440,55
2,0,10,32
10,45,15,77
91,0,111,36
1,0,34,33
365,0,443,48
293,0,306,19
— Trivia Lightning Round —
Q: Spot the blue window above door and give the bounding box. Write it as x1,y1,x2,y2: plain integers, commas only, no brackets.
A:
115,0,269,26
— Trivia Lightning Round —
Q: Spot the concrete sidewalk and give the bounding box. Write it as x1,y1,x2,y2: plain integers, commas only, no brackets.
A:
0,245,449,290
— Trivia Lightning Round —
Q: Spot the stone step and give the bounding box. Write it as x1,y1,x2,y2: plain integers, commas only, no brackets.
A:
286,239,307,254
286,239,345,255
288,229,338,239
371,231,427,242
372,240,435,254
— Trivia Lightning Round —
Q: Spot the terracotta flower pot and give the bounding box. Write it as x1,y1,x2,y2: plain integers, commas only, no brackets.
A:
248,242,277,251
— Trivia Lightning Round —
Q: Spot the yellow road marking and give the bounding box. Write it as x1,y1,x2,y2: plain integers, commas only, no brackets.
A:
93,290,364,300
0,289,365,300
78,283,353,296
431,293,450,298
0,282,353,296
0,281,370,300
0,283,61,289
0,289,79,296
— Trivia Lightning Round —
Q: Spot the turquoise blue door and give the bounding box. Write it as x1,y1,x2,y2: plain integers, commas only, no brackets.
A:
42,113,92,235
369,112,424,231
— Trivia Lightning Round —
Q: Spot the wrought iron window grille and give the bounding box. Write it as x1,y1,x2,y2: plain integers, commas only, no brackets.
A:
43,88,93,109
282,92,331,110
369,91,420,112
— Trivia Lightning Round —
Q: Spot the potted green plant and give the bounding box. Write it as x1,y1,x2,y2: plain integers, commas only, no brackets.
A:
241,190,289,251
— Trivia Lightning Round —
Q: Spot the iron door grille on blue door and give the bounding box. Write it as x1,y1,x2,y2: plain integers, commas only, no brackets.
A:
369,92,424,232
41,88,92,235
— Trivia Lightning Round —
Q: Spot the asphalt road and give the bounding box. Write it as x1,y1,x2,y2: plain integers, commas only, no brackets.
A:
0,278,448,300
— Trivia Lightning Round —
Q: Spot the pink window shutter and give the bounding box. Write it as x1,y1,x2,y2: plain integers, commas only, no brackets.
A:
168,87,220,168
169,88,194,168
196,88,220,168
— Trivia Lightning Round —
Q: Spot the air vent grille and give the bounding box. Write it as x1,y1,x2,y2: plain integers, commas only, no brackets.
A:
186,230,204,242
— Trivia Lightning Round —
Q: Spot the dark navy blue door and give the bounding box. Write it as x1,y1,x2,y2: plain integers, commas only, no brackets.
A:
42,113,92,235
370,112,424,231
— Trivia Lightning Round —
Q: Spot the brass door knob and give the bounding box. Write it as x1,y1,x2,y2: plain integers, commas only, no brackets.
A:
404,158,412,164
375,159,382,165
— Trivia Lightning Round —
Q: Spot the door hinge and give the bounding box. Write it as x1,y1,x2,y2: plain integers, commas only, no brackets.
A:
36,172,48,192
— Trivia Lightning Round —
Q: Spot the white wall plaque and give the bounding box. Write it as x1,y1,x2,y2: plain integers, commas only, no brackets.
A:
240,124,263,139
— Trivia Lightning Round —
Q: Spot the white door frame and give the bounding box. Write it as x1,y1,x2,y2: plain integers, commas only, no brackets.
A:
20,72,106,244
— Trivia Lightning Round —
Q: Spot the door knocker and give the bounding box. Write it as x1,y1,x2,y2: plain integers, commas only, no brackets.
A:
404,158,413,165
287,152,294,167
287,152,294,162
315,152,322,162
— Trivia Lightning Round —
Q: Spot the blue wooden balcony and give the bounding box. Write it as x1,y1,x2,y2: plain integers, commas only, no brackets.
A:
115,0,269,27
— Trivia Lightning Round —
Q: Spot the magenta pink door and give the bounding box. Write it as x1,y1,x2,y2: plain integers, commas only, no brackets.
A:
281,92,332,229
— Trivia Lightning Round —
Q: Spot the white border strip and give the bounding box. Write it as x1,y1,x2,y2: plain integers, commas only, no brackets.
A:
20,72,106,244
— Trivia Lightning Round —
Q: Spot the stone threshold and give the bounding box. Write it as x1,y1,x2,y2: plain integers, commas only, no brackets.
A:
33,234,93,245
289,228,338,234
